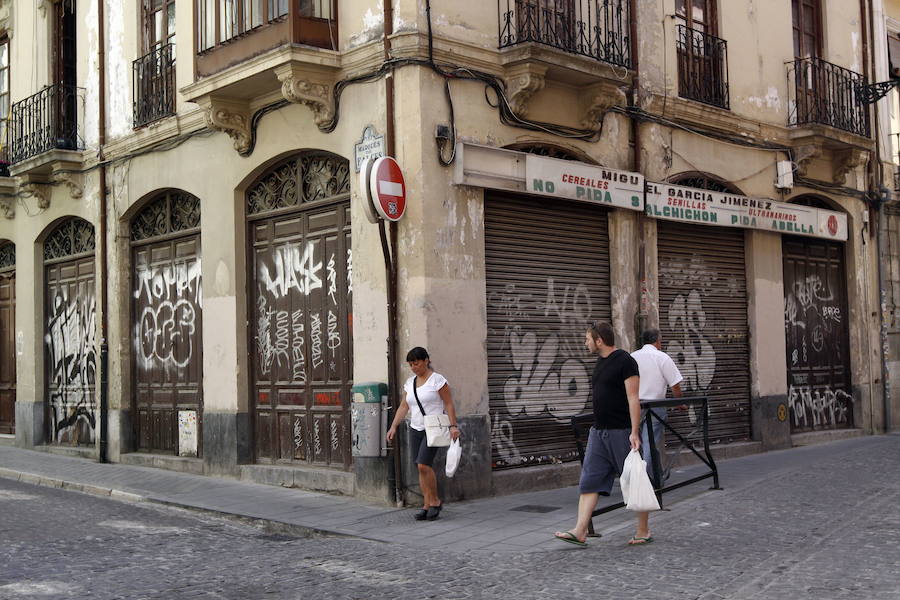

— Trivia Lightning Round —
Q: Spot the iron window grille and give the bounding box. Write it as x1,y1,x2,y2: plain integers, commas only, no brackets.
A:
676,24,729,109
133,43,176,128
247,151,349,215
7,83,84,165
788,57,870,138
0,242,14,271
498,0,631,68
131,191,201,242
43,218,95,262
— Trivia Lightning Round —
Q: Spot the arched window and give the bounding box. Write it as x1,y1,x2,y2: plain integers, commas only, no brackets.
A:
247,151,350,215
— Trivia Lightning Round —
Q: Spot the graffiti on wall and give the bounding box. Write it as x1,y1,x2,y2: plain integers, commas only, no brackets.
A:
788,384,851,429
46,287,97,443
489,278,594,467
134,260,202,370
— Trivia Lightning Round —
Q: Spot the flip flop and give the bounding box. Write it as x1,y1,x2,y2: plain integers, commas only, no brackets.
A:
627,536,653,546
554,531,587,547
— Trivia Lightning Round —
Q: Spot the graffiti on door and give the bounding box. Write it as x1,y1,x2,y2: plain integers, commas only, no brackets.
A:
489,278,595,467
787,383,851,428
134,260,201,370
46,288,96,443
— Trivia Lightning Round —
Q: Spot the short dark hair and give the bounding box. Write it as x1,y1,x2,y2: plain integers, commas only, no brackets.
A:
641,329,660,345
405,346,430,362
587,321,615,346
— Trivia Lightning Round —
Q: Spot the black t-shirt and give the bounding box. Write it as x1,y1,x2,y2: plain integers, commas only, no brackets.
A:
591,348,640,429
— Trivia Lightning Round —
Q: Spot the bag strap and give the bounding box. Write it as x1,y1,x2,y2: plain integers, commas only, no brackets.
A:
412,379,427,417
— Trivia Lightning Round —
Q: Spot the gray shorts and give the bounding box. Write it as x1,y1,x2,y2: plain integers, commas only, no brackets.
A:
578,427,631,495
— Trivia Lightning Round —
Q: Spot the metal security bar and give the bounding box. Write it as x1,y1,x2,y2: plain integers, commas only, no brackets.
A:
498,0,630,68
570,396,720,532
676,24,729,109
7,84,83,164
133,44,176,128
789,57,870,138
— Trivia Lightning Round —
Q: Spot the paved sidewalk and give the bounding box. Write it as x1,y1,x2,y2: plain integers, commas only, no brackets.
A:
0,434,896,554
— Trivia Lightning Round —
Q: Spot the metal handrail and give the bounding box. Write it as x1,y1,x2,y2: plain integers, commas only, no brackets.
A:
498,0,631,68
133,43,176,128
7,83,84,164
676,24,729,109
788,56,869,137
570,396,721,530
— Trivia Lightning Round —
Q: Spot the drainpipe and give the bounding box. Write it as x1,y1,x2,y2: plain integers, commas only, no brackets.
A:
382,0,403,505
630,0,646,341
97,0,109,463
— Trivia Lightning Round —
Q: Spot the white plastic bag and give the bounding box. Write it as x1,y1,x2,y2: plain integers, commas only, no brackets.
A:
620,449,660,512
445,439,461,477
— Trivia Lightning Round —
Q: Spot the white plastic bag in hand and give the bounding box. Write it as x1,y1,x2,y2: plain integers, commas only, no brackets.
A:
445,439,461,477
620,450,661,512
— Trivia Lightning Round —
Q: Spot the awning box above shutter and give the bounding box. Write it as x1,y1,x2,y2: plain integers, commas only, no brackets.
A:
454,143,644,212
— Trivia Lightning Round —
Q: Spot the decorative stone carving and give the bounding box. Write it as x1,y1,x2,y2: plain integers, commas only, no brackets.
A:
53,172,83,199
833,148,869,186
21,182,49,209
278,73,335,129
580,82,627,131
793,144,822,177
204,101,251,155
0,198,14,219
504,64,547,116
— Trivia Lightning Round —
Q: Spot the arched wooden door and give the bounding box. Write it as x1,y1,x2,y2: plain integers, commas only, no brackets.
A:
0,242,15,435
247,152,353,467
131,191,203,455
44,218,96,445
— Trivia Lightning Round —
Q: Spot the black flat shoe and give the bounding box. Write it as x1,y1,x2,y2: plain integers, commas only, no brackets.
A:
414,508,428,521
426,504,442,520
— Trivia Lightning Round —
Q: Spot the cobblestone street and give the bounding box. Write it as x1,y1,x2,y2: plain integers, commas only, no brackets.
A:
2,435,899,600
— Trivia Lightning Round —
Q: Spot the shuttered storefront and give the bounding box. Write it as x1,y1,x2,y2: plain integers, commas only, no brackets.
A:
248,153,352,468
44,218,97,446
131,192,203,455
658,222,751,443
485,193,611,469
0,243,14,435
783,236,852,431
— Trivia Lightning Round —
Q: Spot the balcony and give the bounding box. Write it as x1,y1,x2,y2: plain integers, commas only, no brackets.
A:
498,0,631,69
7,83,83,169
133,44,176,128
788,57,869,138
676,25,728,110
196,0,337,78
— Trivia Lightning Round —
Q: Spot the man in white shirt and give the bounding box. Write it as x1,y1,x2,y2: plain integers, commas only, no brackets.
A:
631,329,683,483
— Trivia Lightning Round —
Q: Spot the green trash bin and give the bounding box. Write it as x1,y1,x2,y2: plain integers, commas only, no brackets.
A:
351,382,388,457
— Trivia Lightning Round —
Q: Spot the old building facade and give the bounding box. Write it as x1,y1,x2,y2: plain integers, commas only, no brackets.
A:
0,0,893,503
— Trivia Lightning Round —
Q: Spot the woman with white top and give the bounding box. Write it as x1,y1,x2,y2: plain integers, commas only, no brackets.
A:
386,347,461,521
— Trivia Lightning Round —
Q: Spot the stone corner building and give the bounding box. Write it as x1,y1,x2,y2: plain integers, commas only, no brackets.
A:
0,0,895,503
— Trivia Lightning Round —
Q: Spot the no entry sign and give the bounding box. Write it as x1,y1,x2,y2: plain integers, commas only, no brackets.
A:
369,156,406,221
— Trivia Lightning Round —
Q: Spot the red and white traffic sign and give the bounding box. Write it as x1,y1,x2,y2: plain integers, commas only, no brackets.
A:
369,156,406,221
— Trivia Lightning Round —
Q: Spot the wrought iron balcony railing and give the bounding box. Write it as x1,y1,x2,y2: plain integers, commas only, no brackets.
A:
676,24,729,109
7,83,84,165
498,0,630,68
133,44,176,128
788,57,869,138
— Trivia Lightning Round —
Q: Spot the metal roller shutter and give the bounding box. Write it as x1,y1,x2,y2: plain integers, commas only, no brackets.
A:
485,193,611,469
658,222,751,443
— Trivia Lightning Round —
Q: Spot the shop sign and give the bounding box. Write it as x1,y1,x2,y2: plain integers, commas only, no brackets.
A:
354,125,386,172
644,182,848,241
525,154,644,211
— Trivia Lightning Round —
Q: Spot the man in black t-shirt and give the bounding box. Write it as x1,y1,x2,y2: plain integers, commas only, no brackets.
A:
554,321,653,547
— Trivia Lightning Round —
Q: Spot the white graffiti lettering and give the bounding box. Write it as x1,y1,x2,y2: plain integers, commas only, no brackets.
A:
313,419,322,457
134,260,202,306
788,384,852,428
310,313,323,369
346,249,353,295
259,242,322,299
291,309,307,383
666,290,715,392
293,417,303,450
326,253,337,305
138,300,197,368
327,310,341,355
330,420,339,451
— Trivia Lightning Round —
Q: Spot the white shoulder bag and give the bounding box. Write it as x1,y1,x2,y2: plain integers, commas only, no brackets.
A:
413,380,451,447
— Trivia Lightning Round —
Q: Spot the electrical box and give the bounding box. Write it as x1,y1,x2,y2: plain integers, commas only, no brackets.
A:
776,160,794,190
351,382,388,457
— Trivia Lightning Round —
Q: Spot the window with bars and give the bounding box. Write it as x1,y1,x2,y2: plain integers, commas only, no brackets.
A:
675,0,728,109
198,0,334,51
